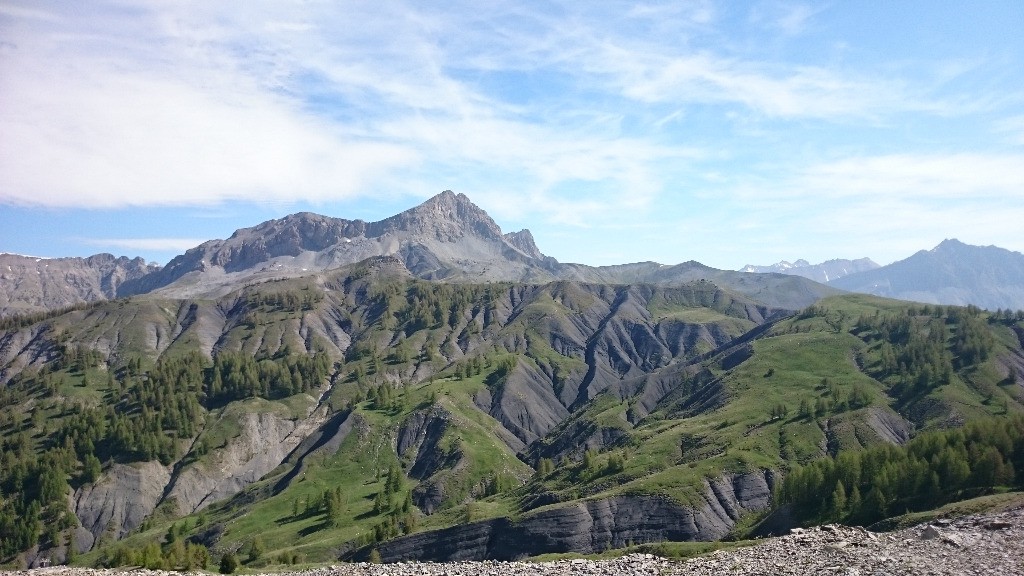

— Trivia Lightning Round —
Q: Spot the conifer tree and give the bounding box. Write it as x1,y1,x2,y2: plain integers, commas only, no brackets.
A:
829,481,847,520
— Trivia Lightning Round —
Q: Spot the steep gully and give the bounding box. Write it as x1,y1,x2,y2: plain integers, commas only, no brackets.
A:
69,286,791,558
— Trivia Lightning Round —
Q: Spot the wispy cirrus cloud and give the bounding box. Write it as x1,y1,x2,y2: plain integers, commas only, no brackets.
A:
709,152,1024,265
83,237,208,253
994,115,1024,146
2,1,1022,270
0,2,986,200
0,1,706,226
794,153,1024,199
0,3,419,209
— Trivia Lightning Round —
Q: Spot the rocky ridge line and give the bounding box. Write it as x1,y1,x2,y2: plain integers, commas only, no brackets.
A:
0,253,157,317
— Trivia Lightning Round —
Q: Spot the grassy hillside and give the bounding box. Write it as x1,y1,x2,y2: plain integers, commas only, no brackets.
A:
2,268,1024,567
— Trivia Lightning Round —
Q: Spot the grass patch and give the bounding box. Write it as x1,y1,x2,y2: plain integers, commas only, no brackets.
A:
869,490,1024,531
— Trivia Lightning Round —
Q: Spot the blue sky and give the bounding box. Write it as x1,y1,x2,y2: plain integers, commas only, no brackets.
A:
1,1,1023,269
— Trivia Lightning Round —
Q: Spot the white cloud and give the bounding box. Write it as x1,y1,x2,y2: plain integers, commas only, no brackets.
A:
1,0,693,219
0,0,1020,274
84,237,208,253
794,153,1024,199
708,152,1024,266
590,48,913,119
0,3,420,209
994,115,1024,146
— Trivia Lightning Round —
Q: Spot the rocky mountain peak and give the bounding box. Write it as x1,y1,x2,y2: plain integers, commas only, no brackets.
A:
503,229,544,260
369,190,504,242
935,238,967,250
230,212,365,248
201,213,363,273
114,191,548,298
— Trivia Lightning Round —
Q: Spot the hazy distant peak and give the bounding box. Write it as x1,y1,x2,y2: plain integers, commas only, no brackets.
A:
740,257,879,283
831,240,1024,310
930,238,989,253
740,259,810,272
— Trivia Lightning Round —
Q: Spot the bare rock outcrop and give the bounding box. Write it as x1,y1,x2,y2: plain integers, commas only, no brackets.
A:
73,461,170,545
0,253,157,317
397,407,459,482
11,509,1024,573
478,361,570,447
72,395,331,549
359,471,774,562
166,400,327,514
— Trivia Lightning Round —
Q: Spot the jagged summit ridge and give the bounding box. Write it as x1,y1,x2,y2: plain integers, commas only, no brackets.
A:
3,190,840,314
503,229,544,260
116,191,555,298
0,252,157,317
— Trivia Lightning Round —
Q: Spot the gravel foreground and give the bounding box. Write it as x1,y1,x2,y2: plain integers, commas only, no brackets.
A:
6,508,1023,576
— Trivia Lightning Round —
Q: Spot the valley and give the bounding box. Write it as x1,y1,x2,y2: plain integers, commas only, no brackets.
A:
1,193,1024,569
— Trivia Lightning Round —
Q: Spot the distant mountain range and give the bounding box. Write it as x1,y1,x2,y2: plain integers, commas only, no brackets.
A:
829,239,1024,311
3,192,1024,316
739,258,879,283
0,191,836,316
742,240,1024,311
3,191,1024,565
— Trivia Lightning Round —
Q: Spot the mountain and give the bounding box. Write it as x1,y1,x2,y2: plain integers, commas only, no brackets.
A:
0,253,157,317
116,191,562,299
2,254,1023,565
830,239,1024,311
7,197,1023,318
119,190,837,310
1,191,838,317
740,258,879,283
567,260,838,310
6,194,1024,567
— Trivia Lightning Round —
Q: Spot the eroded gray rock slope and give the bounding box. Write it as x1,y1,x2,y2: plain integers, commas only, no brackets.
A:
11,508,1024,573
3,257,793,555
360,471,775,562
73,461,169,546
73,391,329,547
